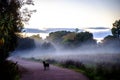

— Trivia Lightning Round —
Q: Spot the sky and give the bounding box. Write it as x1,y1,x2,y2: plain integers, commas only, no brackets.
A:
24,0,120,30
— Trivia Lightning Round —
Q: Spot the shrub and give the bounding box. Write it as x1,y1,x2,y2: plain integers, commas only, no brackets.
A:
61,60,85,69
0,61,20,80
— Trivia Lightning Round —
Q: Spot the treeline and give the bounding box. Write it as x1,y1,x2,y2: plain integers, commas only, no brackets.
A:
16,37,35,50
0,0,35,80
17,31,120,53
17,19,120,53
18,29,120,54
46,30,120,52
17,31,96,51
45,19,120,51
47,31,96,49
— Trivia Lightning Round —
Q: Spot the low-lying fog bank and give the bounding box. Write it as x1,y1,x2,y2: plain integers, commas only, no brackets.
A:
11,31,120,65
11,48,120,65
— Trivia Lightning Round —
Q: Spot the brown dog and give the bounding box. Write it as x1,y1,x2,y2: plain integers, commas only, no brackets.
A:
43,61,49,70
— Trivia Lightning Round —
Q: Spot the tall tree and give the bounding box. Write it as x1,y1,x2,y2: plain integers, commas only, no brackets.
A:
0,0,35,62
111,19,120,38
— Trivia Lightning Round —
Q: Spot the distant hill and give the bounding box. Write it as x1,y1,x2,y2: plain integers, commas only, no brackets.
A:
22,28,46,33
23,28,83,33
45,28,83,32
86,27,109,29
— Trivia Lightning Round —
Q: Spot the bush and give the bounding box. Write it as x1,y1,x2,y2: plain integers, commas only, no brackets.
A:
0,61,20,80
61,60,85,69
57,60,120,80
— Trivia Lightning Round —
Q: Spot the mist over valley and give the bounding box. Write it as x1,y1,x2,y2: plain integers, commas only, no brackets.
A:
11,28,120,65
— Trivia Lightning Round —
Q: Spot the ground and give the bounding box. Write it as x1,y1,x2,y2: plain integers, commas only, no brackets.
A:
9,57,89,80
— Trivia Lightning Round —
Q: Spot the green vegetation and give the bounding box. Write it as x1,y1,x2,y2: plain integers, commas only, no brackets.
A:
16,37,35,50
0,0,35,80
60,60,120,80
112,19,120,38
47,31,71,45
47,31,96,49
0,0,35,62
0,60,20,80
0,0,23,62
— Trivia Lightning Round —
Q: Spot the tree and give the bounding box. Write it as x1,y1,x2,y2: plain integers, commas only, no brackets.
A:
111,19,120,38
62,31,96,48
16,37,35,50
0,0,35,80
75,32,94,42
101,35,120,53
47,31,71,45
0,0,35,62
75,28,79,33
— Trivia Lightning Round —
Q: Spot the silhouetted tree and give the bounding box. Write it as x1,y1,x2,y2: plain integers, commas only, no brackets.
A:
0,0,35,80
75,28,79,33
41,42,55,52
0,0,22,62
75,32,96,47
16,37,35,50
102,35,120,50
112,19,120,38
0,0,35,62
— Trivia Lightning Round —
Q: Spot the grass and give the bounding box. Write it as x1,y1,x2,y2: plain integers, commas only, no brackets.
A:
43,59,120,80
58,60,120,80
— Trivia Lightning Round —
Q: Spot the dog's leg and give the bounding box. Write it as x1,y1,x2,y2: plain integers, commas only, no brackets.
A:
44,66,46,70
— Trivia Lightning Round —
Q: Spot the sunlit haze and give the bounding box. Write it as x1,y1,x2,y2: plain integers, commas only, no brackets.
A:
24,0,120,29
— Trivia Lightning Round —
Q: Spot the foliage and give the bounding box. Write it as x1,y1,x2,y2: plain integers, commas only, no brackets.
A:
111,19,120,38
0,61,20,80
30,34,42,40
51,59,120,80
101,35,120,52
62,32,76,48
47,31,96,49
61,60,85,69
75,32,93,42
20,0,36,23
0,0,35,80
0,0,23,62
63,31,96,48
16,37,35,50
0,0,35,62
75,28,79,33
47,31,71,44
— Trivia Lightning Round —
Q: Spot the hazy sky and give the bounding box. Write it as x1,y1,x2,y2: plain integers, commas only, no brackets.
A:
25,0,120,29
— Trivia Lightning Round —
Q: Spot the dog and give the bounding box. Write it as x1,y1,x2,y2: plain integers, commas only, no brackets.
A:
43,61,49,70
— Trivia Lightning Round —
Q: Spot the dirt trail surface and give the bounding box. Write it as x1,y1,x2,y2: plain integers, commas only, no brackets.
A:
9,57,89,80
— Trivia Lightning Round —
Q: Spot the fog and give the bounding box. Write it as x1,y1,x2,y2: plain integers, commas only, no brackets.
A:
11,37,120,65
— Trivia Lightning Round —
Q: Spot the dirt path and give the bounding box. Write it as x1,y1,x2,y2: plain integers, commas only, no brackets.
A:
9,57,89,80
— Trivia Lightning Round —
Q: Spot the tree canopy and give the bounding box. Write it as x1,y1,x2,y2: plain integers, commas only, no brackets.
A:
111,19,120,38
0,0,35,62
47,31,96,49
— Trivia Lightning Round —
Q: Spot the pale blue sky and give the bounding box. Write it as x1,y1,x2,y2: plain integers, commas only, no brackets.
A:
25,0,120,29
